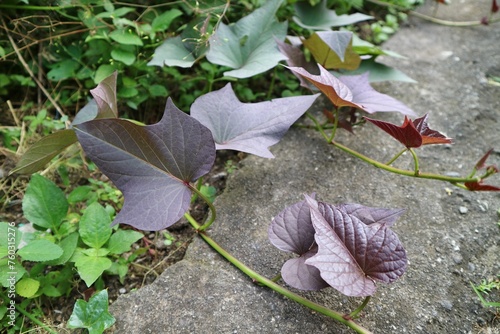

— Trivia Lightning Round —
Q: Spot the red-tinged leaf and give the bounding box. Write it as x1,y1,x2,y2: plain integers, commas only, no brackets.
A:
287,65,415,116
365,116,423,148
365,114,451,148
338,73,416,116
276,39,319,88
74,99,215,231
304,195,407,297
10,129,78,175
322,108,357,133
474,148,494,170
464,181,500,191
191,84,319,158
412,114,453,145
492,0,499,13
286,65,361,110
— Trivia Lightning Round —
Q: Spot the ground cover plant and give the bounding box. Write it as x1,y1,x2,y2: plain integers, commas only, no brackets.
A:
2,0,500,333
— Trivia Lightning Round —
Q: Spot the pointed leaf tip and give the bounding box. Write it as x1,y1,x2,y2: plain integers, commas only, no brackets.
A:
75,99,215,230
191,83,319,158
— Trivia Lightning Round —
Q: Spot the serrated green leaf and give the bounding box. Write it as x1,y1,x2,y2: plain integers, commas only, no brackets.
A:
40,284,63,297
79,203,112,249
107,230,143,255
15,277,40,298
10,130,77,175
45,232,79,265
111,48,136,65
22,174,68,230
0,259,26,288
206,0,287,78
67,186,93,204
0,222,22,249
74,254,112,287
17,240,63,262
109,29,143,46
68,289,115,333
152,9,183,32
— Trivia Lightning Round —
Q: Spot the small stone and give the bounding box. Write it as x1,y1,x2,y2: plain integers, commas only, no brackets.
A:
119,288,127,294
441,300,453,311
459,206,468,214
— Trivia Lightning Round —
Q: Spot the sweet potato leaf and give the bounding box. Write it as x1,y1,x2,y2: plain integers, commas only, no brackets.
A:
90,71,118,119
304,195,407,297
268,194,316,254
206,0,287,78
293,0,373,30
281,247,329,291
10,129,78,175
74,99,215,230
339,204,406,227
148,36,196,68
287,65,416,116
276,39,319,88
302,31,361,70
464,181,500,191
336,72,415,116
191,83,319,158
364,114,452,148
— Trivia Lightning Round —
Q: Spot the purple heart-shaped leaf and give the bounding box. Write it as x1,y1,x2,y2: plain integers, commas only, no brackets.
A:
304,195,407,297
281,247,329,291
75,99,215,230
339,203,406,227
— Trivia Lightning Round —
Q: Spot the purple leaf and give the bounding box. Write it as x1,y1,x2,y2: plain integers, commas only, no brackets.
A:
74,99,215,230
281,247,329,291
191,84,319,158
304,195,407,297
90,71,119,119
338,72,415,116
339,203,406,227
287,65,416,116
268,194,316,254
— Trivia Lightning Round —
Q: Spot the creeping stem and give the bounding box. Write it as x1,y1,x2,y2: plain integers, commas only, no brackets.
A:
184,213,373,334
188,183,217,231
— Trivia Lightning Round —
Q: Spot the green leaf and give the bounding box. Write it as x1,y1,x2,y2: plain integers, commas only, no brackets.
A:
22,174,68,230
15,277,40,298
206,0,287,78
74,254,112,287
109,28,143,46
68,289,116,333
67,185,93,204
10,130,78,175
40,284,63,297
46,232,79,265
293,0,372,30
111,48,136,65
0,222,22,249
303,31,361,70
0,259,26,288
82,248,110,257
200,185,217,203
94,64,118,85
79,203,112,249
148,84,168,97
47,59,80,81
107,230,143,255
17,239,63,262
148,36,196,68
151,9,183,32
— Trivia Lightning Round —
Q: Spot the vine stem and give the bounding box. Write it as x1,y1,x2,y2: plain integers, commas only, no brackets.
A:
184,213,373,334
0,292,58,334
188,183,217,231
331,140,477,185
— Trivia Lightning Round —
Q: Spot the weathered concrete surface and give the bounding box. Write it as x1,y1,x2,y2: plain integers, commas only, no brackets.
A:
110,2,500,333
